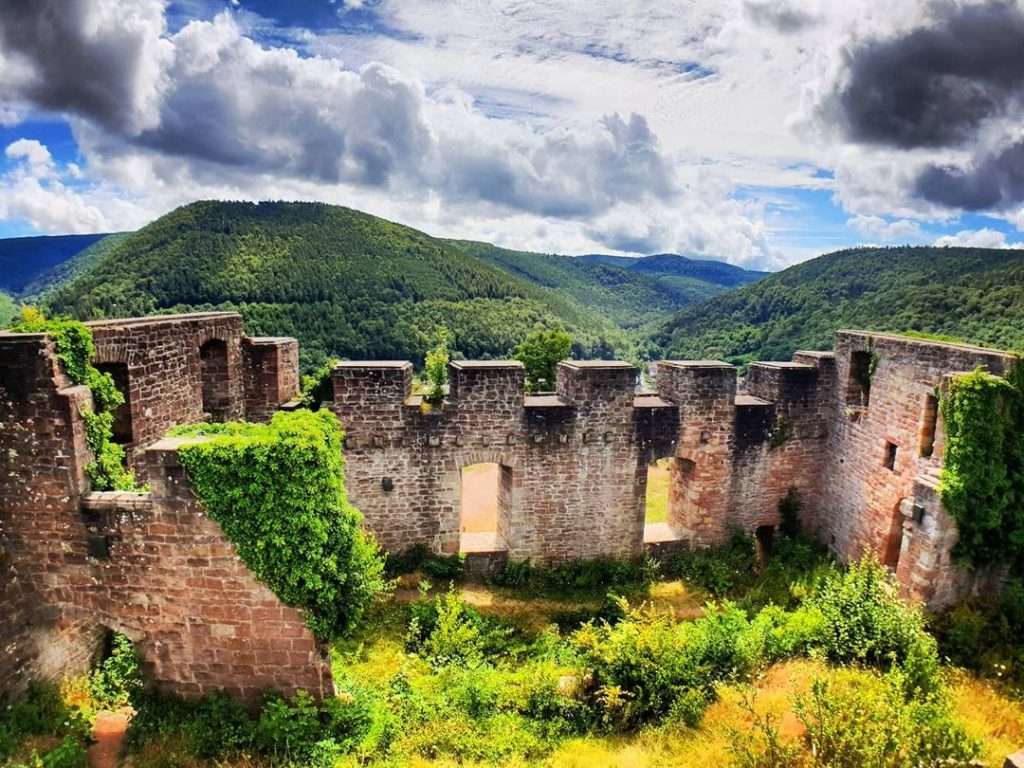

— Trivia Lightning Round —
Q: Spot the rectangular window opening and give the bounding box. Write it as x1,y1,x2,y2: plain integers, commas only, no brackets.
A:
884,442,898,471
846,350,873,408
920,394,939,458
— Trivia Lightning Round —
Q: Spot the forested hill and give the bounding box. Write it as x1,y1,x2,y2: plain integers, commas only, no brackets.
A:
0,233,107,294
578,253,768,289
650,245,1024,364
43,201,640,368
448,241,746,328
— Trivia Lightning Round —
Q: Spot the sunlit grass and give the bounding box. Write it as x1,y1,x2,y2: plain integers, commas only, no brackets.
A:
645,459,670,524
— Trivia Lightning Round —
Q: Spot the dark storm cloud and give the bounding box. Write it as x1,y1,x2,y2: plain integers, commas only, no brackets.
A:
915,140,1024,209
742,1,818,33
0,0,166,133
836,1,1024,149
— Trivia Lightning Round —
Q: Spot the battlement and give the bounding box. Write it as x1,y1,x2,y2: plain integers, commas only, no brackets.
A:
1,312,1019,702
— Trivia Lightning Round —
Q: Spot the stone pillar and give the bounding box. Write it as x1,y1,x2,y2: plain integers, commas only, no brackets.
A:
242,337,300,421
656,361,737,545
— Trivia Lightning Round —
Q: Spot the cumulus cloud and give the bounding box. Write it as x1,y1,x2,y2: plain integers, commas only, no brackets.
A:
0,0,171,134
810,0,1024,218
741,0,818,33
933,228,1024,249
847,214,923,241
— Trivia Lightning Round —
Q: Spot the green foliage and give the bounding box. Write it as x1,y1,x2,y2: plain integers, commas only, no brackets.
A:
170,410,385,640
653,245,1024,363
778,488,802,539
298,357,338,410
42,201,635,371
0,292,17,328
809,557,940,694
423,337,449,403
383,544,465,580
0,685,90,767
732,668,981,768
405,588,514,667
10,311,138,491
88,632,143,709
767,415,791,450
663,532,757,597
932,579,1024,685
489,555,657,596
939,366,1024,567
513,325,573,391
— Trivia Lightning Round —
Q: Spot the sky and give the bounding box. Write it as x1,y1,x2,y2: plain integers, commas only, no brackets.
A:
0,0,1023,269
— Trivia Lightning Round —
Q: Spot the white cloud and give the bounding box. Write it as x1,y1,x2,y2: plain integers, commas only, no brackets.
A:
847,214,923,242
933,228,1024,249
5,138,53,170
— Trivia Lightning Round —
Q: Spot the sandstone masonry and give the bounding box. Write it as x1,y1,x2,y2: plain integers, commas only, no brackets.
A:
0,310,1016,702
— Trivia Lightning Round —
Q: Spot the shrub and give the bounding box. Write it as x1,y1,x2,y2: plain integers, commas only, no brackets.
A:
383,544,465,580
0,685,90,766
809,557,939,693
171,410,385,640
795,668,981,768
298,357,338,410
424,341,449,403
491,556,657,595
664,533,756,597
569,599,748,730
405,588,512,666
513,326,573,392
88,632,143,709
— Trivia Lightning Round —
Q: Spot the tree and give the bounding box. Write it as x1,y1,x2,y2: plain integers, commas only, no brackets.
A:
514,326,573,392
423,327,452,403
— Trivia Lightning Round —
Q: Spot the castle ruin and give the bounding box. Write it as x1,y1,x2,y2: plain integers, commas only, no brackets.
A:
0,311,1014,701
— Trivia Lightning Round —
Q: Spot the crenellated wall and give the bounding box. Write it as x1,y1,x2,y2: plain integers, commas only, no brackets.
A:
1,310,1018,703
0,314,319,702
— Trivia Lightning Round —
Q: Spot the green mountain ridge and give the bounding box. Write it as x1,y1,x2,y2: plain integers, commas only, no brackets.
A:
651,245,1024,364
41,201,647,368
0,233,107,294
21,232,131,299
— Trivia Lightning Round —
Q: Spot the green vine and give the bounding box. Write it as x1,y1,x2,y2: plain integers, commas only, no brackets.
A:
170,410,385,641
939,365,1024,568
768,415,792,451
12,311,138,491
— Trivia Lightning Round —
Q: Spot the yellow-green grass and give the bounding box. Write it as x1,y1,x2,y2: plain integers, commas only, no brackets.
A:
645,459,671,524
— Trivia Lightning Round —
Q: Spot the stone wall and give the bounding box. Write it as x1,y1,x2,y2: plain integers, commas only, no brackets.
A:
2,310,1021,702
816,332,1014,607
0,316,317,702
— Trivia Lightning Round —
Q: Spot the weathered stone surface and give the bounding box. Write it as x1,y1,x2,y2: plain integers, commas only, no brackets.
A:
0,312,1018,701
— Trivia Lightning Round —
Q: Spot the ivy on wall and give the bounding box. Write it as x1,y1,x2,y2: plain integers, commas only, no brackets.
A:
12,311,138,491
170,410,385,641
939,365,1024,569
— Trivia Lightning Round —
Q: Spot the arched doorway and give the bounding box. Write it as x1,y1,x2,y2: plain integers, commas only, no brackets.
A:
199,339,230,421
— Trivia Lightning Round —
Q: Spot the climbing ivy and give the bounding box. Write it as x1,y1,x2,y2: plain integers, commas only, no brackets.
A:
170,410,385,641
11,310,137,491
939,365,1024,568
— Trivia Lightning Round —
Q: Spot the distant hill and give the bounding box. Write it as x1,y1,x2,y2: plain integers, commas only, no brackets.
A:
22,233,131,299
0,234,107,294
650,246,1024,365
448,241,746,329
578,253,768,289
44,201,642,368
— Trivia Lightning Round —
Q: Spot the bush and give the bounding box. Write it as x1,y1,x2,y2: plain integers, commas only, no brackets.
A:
795,668,981,768
0,685,90,766
88,632,143,709
405,588,513,666
664,533,756,597
383,544,465,580
490,556,657,595
809,557,939,694
569,600,746,730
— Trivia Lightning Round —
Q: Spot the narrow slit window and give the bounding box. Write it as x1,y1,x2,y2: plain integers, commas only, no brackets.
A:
847,351,873,407
884,442,898,471
920,394,938,458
